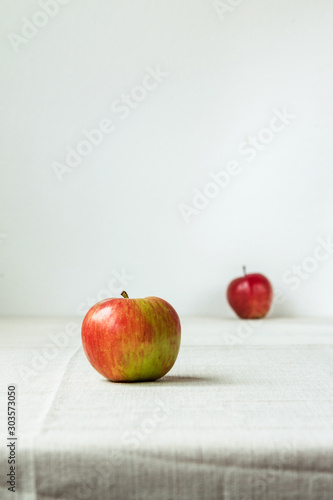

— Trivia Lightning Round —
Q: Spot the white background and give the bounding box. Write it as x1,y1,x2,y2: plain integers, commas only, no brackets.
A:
0,0,332,318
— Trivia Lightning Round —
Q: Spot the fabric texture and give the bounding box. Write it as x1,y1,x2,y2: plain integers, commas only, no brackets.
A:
1,317,333,500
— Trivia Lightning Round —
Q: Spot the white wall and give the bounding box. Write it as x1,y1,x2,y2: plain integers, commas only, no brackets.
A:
0,0,332,318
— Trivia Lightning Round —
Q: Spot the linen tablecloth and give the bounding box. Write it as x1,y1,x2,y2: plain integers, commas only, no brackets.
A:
1,317,333,500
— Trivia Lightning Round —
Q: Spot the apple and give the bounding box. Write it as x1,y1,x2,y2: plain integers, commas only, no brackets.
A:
227,267,273,319
81,291,181,382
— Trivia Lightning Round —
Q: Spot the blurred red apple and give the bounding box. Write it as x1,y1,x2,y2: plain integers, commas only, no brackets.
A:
227,267,273,319
81,291,181,382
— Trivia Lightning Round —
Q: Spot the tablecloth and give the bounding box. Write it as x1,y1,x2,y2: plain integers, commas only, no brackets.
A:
1,317,333,500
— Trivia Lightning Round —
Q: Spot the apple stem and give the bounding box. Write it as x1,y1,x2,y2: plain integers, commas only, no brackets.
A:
121,291,129,298
243,266,247,276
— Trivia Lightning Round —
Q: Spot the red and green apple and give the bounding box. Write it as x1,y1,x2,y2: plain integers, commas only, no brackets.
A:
81,291,181,382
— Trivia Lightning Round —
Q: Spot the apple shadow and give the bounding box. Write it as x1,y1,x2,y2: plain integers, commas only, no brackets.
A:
158,374,221,385
102,374,225,386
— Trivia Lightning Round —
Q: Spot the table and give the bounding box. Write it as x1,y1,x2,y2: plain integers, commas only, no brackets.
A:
1,317,333,500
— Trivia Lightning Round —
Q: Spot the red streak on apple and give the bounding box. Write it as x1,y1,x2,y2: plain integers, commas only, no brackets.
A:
227,267,273,319
81,293,181,382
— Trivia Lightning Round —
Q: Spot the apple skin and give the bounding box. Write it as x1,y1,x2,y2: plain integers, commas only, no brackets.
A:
81,294,181,382
227,271,273,319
